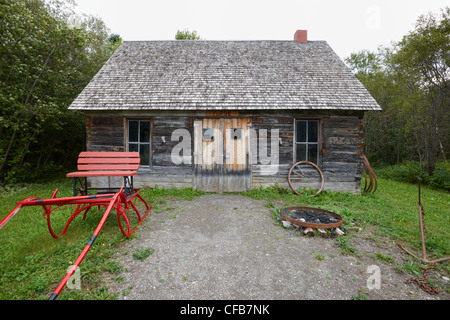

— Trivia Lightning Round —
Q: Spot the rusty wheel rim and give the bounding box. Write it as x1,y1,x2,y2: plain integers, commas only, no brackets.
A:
287,161,324,197
280,206,343,229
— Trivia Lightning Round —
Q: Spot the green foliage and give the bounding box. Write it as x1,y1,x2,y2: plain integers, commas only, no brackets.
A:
140,185,206,201
0,178,125,299
335,236,359,256
0,0,121,186
175,29,201,40
0,177,448,299
108,33,122,52
351,292,369,300
374,252,396,264
346,7,449,175
376,161,450,190
346,49,383,75
244,178,450,268
103,261,123,274
132,248,155,261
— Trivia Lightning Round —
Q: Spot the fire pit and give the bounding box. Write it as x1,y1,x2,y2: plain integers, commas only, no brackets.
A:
280,206,343,229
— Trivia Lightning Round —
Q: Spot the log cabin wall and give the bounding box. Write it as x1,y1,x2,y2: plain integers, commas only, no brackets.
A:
245,110,364,194
84,110,364,194
85,114,124,152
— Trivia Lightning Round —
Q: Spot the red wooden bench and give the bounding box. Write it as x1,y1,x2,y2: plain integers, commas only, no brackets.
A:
66,151,140,196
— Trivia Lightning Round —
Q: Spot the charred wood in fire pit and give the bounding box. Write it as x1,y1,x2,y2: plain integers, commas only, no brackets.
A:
280,206,343,230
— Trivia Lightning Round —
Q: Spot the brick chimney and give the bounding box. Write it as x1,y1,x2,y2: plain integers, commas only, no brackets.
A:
294,30,307,43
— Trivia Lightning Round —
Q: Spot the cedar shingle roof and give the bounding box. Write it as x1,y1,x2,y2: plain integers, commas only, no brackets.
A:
69,40,381,111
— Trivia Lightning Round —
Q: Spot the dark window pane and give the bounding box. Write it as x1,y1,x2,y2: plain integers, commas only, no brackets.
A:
308,144,318,164
140,144,150,166
231,128,241,140
129,121,139,142
140,121,150,142
308,120,318,142
128,143,138,152
296,144,306,162
296,121,306,142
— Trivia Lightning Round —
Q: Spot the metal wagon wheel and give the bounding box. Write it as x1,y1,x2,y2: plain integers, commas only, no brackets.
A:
287,161,324,197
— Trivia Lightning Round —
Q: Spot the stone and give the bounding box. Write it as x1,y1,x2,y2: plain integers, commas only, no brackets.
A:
282,221,292,228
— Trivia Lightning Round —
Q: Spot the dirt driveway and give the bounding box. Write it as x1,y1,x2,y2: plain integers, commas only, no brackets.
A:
105,194,449,300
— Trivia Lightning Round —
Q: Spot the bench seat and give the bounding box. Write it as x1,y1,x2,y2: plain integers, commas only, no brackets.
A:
67,151,140,196
66,171,137,178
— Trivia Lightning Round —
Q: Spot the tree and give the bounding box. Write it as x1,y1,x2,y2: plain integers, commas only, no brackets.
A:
175,29,201,40
0,0,120,185
109,33,123,52
346,7,449,175
346,49,414,165
387,8,449,174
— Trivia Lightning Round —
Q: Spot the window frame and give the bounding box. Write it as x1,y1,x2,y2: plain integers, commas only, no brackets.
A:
294,118,321,164
126,119,152,167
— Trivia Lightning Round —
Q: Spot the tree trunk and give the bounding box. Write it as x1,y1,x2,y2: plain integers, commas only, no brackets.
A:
0,129,17,173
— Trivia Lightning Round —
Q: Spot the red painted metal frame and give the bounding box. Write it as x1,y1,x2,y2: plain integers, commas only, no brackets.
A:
0,187,150,300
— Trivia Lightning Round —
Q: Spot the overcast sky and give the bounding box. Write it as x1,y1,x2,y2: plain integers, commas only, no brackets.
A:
73,0,448,60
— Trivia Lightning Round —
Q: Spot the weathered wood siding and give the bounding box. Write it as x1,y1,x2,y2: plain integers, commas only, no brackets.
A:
138,116,193,189
250,114,293,189
249,111,363,193
321,116,364,193
86,115,124,152
84,110,364,194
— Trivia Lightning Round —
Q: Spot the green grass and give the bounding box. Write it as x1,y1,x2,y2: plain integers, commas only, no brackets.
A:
0,177,448,299
0,179,133,300
243,178,450,267
132,247,154,261
0,181,205,300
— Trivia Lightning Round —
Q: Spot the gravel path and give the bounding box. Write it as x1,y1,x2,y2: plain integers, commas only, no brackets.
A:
104,194,449,300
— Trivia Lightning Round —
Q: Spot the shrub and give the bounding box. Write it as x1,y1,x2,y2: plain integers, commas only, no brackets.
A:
376,161,449,191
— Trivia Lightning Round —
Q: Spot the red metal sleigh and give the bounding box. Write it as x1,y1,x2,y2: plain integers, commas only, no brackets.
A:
0,152,151,300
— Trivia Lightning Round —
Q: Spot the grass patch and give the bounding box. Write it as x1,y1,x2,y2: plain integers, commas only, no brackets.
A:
335,236,360,256
0,176,448,299
0,179,204,300
132,248,155,261
373,252,396,264
244,177,450,273
139,185,206,201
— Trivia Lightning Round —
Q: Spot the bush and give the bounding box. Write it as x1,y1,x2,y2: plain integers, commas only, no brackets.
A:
376,161,449,191
428,166,450,190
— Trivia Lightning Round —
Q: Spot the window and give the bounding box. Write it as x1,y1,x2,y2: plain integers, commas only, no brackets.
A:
128,120,151,166
295,120,319,164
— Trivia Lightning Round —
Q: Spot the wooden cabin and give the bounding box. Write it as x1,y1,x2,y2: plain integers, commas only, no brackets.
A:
68,30,381,194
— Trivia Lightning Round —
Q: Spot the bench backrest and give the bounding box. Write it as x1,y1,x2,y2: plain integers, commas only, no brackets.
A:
77,152,140,172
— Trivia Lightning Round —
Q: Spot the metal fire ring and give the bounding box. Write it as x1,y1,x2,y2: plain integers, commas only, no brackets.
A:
280,206,343,229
